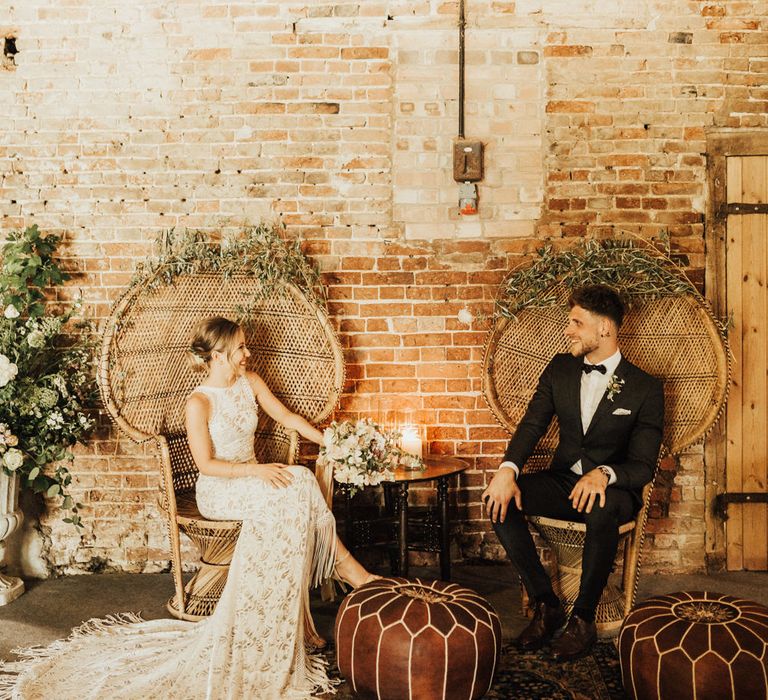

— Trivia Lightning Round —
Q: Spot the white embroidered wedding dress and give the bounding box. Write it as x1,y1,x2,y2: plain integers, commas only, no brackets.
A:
0,375,338,700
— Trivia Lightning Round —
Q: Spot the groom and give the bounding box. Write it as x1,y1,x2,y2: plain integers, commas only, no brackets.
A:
482,284,664,660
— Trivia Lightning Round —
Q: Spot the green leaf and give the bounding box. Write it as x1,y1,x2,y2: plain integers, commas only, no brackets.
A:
46,484,61,498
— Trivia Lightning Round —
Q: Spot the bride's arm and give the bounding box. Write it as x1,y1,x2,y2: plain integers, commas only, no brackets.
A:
247,373,324,445
185,393,293,487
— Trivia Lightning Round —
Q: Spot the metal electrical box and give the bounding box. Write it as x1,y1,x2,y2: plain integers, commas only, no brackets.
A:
453,139,483,182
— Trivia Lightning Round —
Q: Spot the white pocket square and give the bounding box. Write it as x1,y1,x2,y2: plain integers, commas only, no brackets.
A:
612,408,632,416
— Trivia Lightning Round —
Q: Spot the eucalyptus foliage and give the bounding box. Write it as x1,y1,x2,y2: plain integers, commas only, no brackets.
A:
131,225,326,314
495,238,699,320
0,225,97,527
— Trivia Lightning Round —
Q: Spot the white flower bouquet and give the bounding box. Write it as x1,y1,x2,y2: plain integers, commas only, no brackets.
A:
0,422,22,471
0,225,97,527
317,418,424,493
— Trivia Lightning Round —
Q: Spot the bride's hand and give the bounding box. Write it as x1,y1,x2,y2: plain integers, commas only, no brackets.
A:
247,463,294,488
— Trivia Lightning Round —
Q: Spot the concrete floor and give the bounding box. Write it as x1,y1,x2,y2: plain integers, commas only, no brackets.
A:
1,563,767,662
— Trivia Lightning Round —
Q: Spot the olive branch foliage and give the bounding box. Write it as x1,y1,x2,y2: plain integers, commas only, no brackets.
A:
495,237,701,320
130,224,326,317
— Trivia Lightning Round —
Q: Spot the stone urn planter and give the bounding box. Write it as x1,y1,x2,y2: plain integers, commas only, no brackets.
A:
0,470,24,605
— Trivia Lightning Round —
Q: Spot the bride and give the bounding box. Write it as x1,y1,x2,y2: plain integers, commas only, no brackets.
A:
0,316,376,699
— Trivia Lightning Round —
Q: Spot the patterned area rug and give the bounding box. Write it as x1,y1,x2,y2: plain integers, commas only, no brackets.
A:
322,640,626,699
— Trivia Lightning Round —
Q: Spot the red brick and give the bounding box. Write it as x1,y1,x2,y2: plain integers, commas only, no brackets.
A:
544,45,594,57
546,101,595,113
359,303,414,317
352,287,379,300
597,154,648,167
417,363,470,379
701,4,726,17
362,271,415,285
186,48,232,60
242,102,286,114
446,379,473,392
288,46,340,59
365,319,389,332
379,287,406,299
597,183,649,195
414,382,445,398
365,363,415,378
430,426,468,440
349,333,402,348
341,47,389,60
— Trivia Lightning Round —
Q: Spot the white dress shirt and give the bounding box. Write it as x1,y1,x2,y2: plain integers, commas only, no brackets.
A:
500,350,622,484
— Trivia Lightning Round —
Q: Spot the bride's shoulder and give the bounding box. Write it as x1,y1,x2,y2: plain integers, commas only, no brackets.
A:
244,371,265,390
186,389,212,414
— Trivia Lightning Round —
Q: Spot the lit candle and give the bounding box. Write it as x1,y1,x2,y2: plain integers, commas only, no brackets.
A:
401,426,423,459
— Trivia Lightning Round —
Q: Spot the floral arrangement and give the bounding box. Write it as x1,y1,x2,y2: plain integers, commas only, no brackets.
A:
0,225,97,526
606,374,625,402
317,418,424,494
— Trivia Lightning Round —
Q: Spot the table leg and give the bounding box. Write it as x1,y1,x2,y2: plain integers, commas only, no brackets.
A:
397,482,409,577
438,477,450,581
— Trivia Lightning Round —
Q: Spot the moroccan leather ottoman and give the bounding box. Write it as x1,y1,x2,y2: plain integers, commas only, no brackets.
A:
335,577,501,700
619,591,768,700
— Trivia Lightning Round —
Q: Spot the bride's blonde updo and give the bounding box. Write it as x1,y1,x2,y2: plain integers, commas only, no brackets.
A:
188,317,242,373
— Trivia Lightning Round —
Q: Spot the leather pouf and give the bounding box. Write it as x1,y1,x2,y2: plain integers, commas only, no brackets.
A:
619,591,768,700
335,577,501,700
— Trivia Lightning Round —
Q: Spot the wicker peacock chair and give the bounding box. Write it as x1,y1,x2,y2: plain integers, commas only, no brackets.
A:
483,279,730,637
98,273,344,621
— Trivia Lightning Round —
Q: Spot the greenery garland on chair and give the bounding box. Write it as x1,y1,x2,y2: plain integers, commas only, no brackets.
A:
129,224,326,315
494,238,702,320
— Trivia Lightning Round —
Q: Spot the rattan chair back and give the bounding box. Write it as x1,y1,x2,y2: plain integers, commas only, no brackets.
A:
483,284,730,458
100,273,343,456
98,271,344,619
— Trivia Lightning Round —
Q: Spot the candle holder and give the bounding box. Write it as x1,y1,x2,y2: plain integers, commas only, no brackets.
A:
399,424,425,470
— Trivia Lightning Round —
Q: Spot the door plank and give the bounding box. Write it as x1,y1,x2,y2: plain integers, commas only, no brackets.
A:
741,210,767,570
736,155,768,570
725,156,745,570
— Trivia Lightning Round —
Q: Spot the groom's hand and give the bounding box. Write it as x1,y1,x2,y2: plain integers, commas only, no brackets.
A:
482,468,522,524
569,469,608,513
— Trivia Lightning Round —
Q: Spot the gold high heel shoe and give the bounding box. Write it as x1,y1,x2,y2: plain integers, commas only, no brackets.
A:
334,551,381,589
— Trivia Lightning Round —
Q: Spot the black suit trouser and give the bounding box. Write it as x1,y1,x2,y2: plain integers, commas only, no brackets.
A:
492,470,635,614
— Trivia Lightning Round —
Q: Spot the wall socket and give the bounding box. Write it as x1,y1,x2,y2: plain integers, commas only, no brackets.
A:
453,139,483,182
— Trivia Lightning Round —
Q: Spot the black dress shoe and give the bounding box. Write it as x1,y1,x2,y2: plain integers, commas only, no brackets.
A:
550,614,597,661
515,600,567,651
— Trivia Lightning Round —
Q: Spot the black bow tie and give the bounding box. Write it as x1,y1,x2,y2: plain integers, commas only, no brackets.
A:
582,364,607,375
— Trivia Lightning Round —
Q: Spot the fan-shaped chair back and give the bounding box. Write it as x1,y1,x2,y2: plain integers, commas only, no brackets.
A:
98,271,344,619
100,273,343,458
483,284,729,458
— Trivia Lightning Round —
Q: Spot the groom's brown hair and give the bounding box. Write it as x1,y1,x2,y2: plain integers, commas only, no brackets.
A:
568,284,625,328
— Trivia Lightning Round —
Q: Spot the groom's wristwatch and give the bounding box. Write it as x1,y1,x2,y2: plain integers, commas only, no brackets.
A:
597,466,612,484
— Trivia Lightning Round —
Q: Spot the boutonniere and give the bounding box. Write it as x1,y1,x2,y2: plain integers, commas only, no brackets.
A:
606,374,625,402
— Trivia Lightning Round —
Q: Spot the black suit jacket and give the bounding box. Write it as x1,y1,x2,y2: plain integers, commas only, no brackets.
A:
503,353,664,505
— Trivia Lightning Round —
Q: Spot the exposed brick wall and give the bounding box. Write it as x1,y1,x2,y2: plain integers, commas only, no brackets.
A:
1,1,764,577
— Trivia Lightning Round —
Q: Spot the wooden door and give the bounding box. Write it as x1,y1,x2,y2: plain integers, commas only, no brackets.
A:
725,155,768,571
